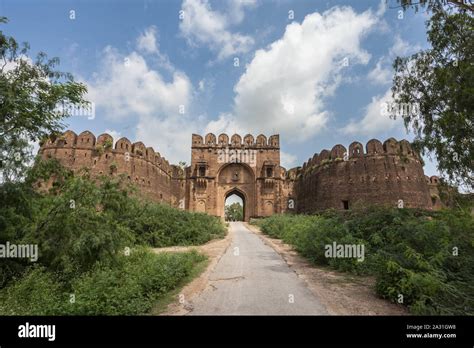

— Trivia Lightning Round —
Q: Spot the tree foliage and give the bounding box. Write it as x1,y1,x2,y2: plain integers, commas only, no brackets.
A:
393,0,473,13
390,4,474,188
225,202,243,221
0,16,88,182
0,159,225,287
0,159,222,314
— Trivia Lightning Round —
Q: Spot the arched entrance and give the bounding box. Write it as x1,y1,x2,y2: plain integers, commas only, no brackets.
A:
224,189,246,221
217,163,255,221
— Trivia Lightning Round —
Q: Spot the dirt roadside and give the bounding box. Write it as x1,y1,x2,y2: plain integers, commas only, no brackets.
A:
153,226,234,315
245,223,408,315
154,222,407,316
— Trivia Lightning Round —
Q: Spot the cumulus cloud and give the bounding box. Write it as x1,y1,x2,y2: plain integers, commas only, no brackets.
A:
367,58,392,85
198,79,205,91
179,0,254,60
342,89,403,136
354,34,423,135
375,0,387,17
204,112,245,135
1,55,33,73
136,25,175,71
136,115,196,163
215,6,378,141
136,26,159,54
85,32,196,163
87,47,192,120
280,151,297,169
367,34,421,86
227,0,258,24
390,34,419,57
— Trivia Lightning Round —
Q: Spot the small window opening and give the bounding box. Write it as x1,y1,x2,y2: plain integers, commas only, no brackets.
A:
199,166,206,177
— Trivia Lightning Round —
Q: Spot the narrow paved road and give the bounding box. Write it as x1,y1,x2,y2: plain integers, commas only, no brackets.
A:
189,222,327,315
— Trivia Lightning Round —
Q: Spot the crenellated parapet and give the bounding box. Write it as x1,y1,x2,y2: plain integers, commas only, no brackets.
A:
192,133,280,148
38,130,187,208
300,138,421,175
295,138,431,212
37,130,435,216
40,130,175,176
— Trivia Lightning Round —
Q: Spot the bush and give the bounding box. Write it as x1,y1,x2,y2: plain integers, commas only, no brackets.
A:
0,265,66,315
257,207,474,315
0,160,225,287
125,202,226,248
67,249,205,315
0,250,206,316
0,159,223,315
25,176,135,279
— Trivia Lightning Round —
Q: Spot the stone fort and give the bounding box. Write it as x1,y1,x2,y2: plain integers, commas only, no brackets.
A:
39,130,442,221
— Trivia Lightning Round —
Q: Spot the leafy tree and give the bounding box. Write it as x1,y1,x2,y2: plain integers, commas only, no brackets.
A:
25,174,135,278
392,0,473,13
389,3,474,189
0,17,88,182
225,202,243,221
0,158,225,286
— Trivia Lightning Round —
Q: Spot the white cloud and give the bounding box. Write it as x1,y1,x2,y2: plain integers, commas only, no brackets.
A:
87,46,192,120
85,36,196,163
136,26,159,54
198,79,205,91
367,34,421,86
179,0,254,60
375,0,387,17
29,139,40,159
342,89,403,136
367,58,392,85
204,112,244,135
1,55,33,73
136,25,175,71
227,0,258,24
389,34,419,57
348,33,425,136
280,151,297,169
136,115,196,163
217,6,378,141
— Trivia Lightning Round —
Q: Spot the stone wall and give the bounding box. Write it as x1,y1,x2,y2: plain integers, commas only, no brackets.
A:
188,133,291,220
38,131,436,217
39,130,186,207
426,175,443,209
295,138,432,212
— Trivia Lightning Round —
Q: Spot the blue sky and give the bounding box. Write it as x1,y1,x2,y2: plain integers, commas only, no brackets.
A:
1,0,439,175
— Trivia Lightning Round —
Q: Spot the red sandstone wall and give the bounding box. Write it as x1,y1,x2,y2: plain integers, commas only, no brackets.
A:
426,175,443,209
295,138,432,212
38,131,435,216
188,133,288,219
39,130,185,207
